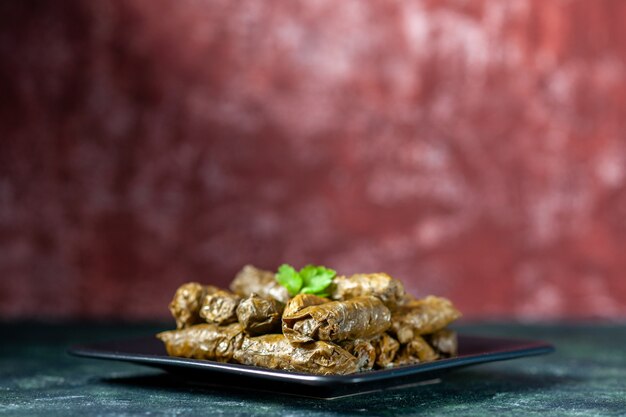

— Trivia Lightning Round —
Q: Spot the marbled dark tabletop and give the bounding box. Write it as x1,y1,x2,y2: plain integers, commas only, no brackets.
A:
1,323,624,416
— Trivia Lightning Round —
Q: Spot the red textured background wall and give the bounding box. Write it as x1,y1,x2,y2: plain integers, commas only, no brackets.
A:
1,0,626,321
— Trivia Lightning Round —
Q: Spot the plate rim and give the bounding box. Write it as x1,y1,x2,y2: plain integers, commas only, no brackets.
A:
68,334,555,386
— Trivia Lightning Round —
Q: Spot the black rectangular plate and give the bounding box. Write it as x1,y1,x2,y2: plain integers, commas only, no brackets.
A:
68,334,554,398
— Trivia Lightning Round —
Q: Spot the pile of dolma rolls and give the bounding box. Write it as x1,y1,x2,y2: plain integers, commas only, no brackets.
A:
157,265,461,375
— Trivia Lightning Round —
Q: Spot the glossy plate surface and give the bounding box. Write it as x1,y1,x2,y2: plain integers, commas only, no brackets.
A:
68,334,554,398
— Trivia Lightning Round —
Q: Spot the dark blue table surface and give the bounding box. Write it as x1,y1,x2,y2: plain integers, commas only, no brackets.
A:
1,322,624,416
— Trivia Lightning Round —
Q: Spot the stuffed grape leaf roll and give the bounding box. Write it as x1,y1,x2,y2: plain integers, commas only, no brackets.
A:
199,290,241,325
331,273,405,310
282,296,391,344
391,296,461,344
229,265,289,303
236,293,284,335
371,333,400,368
169,282,219,329
428,328,458,357
282,293,328,317
339,339,376,371
156,323,244,362
233,334,358,375
392,336,439,366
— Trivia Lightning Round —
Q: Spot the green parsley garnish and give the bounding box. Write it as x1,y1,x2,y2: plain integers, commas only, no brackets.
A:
275,264,336,297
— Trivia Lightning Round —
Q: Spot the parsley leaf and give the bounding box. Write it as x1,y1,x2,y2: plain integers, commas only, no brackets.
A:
299,265,336,295
276,264,302,296
275,264,336,297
